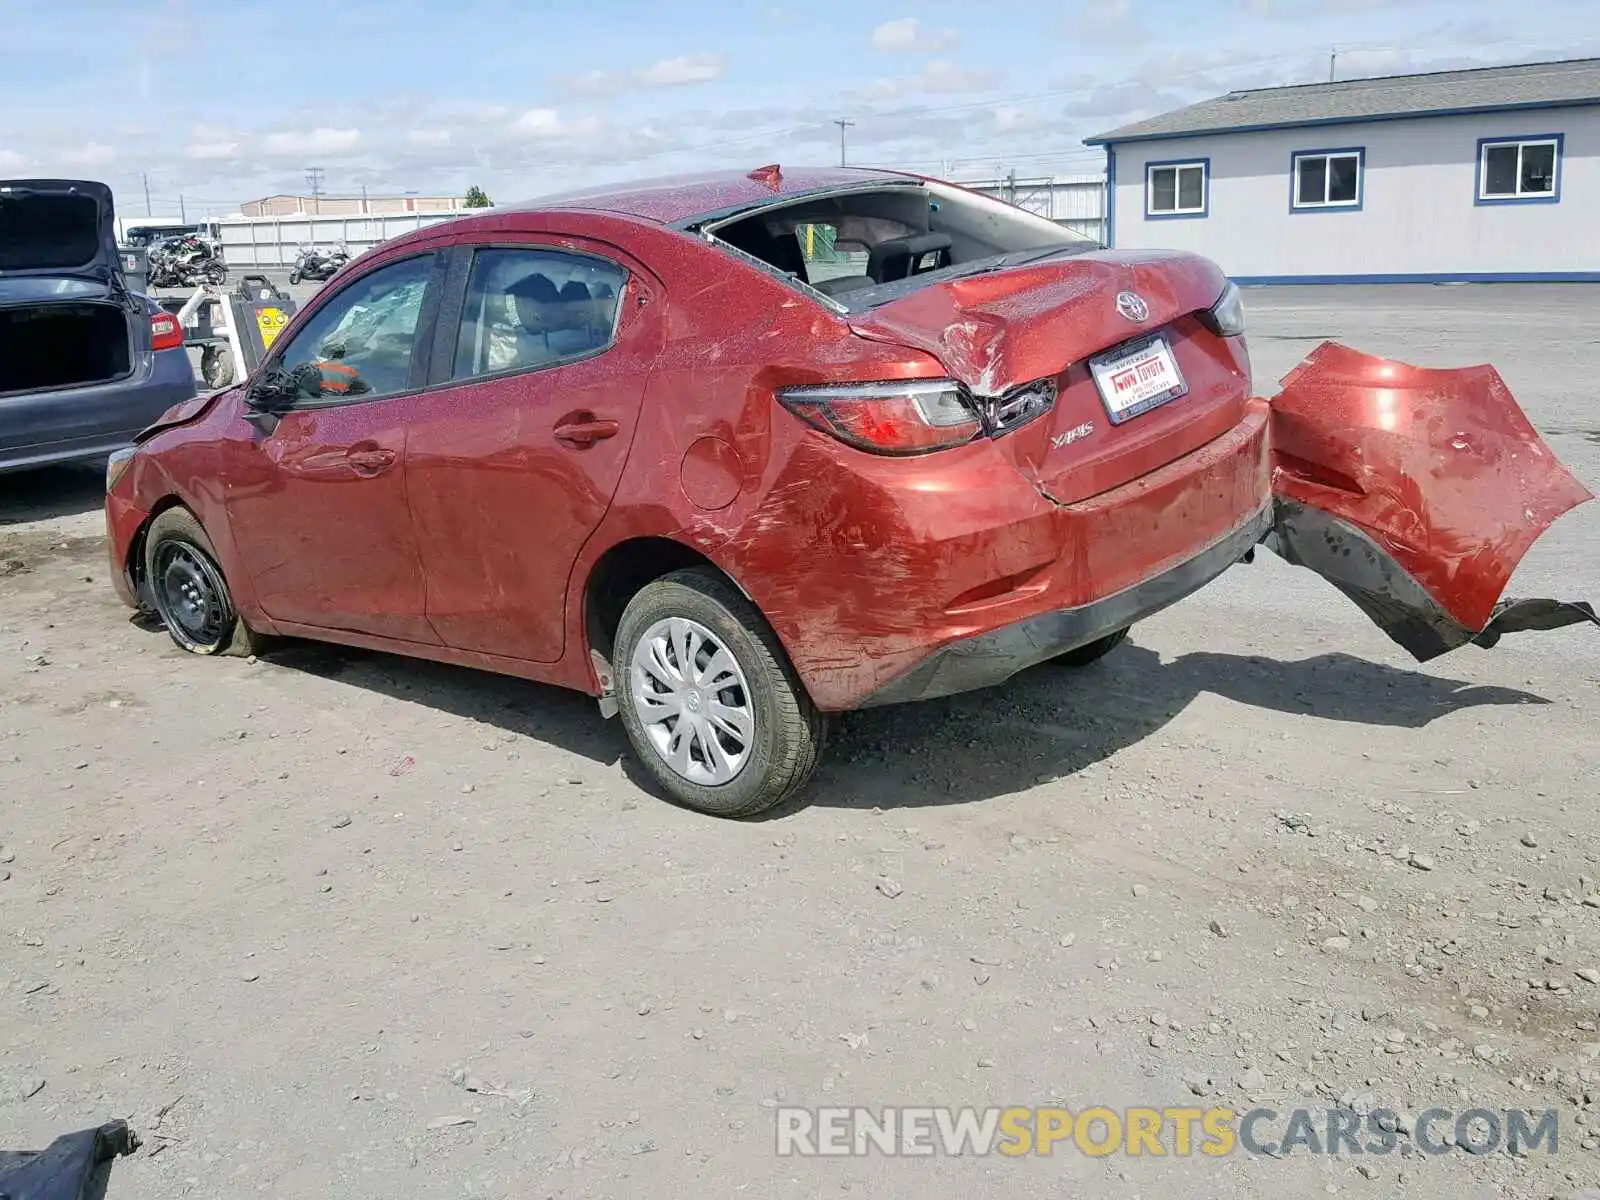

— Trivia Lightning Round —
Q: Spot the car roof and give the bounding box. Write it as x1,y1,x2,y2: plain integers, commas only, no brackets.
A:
498,165,920,226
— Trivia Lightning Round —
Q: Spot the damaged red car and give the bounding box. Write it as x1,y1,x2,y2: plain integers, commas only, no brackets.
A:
104,166,1596,816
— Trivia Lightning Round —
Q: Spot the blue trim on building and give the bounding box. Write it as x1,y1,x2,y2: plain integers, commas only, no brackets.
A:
1232,272,1600,286
1143,157,1210,220
1085,96,1600,146
1104,145,1117,248
1288,146,1366,213
1473,132,1564,205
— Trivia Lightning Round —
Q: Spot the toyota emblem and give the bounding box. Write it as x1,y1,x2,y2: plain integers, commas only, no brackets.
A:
1116,291,1150,322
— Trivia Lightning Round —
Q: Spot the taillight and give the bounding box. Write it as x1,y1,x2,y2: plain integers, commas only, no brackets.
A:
777,379,982,456
150,311,184,351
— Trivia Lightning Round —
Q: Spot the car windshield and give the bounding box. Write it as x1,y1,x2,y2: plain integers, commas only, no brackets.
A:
701,180,1100,312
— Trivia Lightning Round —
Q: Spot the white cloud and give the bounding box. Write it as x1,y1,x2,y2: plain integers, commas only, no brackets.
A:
408,128,452,147
992,105,1038,133
185,139,239,160
871,18,959,53
510,108,605,139
63,142,116,166
636,53,727,86
1064,0,1147,43
0,149,30,172
565,53,729,96
262,127,362,155
852,59,998,100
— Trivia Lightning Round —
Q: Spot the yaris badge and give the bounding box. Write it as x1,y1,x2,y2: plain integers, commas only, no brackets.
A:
1116,291,1150,322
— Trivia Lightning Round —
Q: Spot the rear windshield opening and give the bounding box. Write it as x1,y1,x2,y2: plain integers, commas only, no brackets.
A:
707,181,1098,310
0,191,102,271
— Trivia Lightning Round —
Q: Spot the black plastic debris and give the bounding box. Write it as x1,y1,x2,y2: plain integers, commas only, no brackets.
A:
0,1121,138,1200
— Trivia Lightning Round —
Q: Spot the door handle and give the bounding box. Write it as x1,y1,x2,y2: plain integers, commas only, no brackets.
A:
346,446,397,475
553,418,620,447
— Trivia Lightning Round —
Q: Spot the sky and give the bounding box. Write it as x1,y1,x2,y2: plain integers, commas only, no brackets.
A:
2,0,1595,218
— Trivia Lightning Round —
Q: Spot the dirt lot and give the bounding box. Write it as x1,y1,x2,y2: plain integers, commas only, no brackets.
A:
2,285,1598,1198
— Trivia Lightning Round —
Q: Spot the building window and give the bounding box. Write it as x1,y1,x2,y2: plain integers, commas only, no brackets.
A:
1145,160,1208,218
1477,136,1562,203
1291,148,1364,210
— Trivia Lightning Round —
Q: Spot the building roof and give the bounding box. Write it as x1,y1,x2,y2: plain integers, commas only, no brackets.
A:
521,166,908,224
1086,57,1600,146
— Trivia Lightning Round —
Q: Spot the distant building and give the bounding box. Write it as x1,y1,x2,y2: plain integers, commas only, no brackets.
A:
1086,57,1600,283
240,193,469,217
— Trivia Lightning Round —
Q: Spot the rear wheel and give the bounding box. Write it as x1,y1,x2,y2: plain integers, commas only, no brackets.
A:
615,568,825,817
143,507,263,656
1053,626,1130,667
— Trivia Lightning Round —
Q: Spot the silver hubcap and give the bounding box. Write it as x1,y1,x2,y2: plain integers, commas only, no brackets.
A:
630,617,754,786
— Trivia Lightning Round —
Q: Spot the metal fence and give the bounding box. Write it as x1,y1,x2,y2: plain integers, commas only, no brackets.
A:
211,175,1110,269
215,211,466,268
958,175,1108,243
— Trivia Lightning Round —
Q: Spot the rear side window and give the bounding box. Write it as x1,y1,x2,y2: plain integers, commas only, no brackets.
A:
273,254,434,401
451,247,626,381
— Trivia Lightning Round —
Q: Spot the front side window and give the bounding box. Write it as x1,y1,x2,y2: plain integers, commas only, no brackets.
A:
1479,137,1561,201
1293,149,1363,209
273,253,434,401
1146,162,1207,217
451,247,627,381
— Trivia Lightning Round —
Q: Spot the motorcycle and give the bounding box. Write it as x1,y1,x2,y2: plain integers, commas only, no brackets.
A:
146,234,226,288
289,243,351,285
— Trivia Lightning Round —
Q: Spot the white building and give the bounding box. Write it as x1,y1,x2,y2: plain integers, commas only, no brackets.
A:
1086,58,1600,284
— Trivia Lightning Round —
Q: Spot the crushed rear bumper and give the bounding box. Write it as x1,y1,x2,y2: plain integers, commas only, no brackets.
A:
858,503,1272,707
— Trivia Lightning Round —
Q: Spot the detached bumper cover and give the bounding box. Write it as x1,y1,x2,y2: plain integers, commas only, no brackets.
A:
1265,342,1596,660
0,1120,138,1200
860,503,1271,707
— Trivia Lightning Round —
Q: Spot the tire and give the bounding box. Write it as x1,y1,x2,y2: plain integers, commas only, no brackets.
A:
615,568,825,818
1053,625,1130,668
142,507,264,657
199,344,234,389
288,269,302,285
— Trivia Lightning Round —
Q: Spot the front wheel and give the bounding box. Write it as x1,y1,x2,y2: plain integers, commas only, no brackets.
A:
288,268,302,285
143,507,264,656
615,568,825,817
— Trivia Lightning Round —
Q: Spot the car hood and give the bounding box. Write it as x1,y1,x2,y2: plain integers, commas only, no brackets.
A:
0,179,120,282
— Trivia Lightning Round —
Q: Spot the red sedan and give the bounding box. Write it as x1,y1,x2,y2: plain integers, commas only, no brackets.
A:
104,166,1594,816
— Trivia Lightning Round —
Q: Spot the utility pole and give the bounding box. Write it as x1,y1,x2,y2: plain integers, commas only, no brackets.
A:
305,166,325,214
361,183,368,214
833,119,855,167
1329,46,1338,82
179,194,186,223
141,172,151,216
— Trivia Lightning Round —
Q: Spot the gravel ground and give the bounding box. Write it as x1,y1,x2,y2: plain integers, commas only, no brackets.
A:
2,285,1599,1198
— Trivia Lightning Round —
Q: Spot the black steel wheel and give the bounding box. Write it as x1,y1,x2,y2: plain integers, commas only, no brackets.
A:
199,344,234,389
143,508,262,656
1052,626,1131,668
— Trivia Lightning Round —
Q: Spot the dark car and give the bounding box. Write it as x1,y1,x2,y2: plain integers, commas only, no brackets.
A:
0,179,197,475
103,166,1594,817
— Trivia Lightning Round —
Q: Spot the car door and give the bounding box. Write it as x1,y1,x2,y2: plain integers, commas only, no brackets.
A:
219,250,445,643
404,239,659,662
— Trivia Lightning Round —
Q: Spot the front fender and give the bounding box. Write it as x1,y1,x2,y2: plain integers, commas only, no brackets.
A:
1265,341,1597,659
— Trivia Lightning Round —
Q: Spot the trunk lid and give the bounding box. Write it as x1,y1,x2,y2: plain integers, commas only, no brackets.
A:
847,250,1248,504
0,179,121,284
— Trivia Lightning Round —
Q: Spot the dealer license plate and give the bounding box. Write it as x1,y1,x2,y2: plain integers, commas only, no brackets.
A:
1089,334,1188,424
